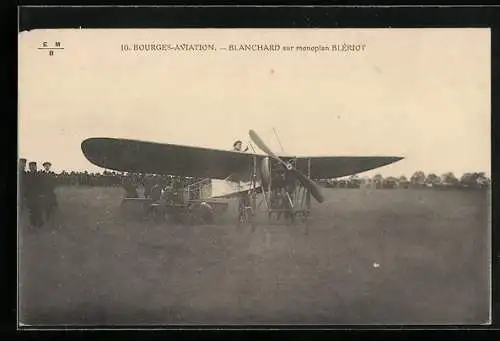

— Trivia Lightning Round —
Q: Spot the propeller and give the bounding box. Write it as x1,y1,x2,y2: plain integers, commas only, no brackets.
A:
249,129,324,203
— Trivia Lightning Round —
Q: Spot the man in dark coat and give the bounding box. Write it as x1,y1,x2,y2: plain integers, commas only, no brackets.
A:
25,162,44,228
19,158,27,212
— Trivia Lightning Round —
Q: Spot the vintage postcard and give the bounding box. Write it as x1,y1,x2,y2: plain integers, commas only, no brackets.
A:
18,28,491,326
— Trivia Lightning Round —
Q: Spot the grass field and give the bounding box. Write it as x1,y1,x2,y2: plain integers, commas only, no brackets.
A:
18,186,491,326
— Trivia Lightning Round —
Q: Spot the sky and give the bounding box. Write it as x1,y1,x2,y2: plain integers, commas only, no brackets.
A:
18,28,490,178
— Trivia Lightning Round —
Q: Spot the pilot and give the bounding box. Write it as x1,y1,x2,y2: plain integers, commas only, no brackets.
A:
233,140,248,152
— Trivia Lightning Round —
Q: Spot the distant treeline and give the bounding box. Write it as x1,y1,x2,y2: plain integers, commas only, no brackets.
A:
30,170,490,190
319,171,491,189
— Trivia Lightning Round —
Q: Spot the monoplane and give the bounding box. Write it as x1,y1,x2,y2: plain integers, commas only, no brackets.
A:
81,130,403,228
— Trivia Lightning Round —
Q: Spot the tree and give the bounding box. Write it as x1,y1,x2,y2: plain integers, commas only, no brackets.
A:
425,173,441,186
441,172,459,186
460,173,477,188
383,176,398,189
476,172,490,188
410,171,426,186
461,172,490,188
398,175,409,188
373,174,384,189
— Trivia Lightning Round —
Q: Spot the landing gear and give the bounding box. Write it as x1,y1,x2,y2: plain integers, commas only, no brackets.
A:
241,150,315,234
188,202,215,225
265,183,311,234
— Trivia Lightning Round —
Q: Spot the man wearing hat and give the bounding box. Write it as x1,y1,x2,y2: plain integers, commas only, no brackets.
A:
18,158,27,212
19,158,27,172
25,161,44,227
42,161,53,173
232,140,248,152
41,161,58,219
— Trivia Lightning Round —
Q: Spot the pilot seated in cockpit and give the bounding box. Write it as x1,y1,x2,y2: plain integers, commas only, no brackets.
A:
232,140,248,152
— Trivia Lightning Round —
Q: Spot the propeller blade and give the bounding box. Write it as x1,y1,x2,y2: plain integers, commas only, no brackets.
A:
290,169,324,203
249,130,287,167
249,129,324,204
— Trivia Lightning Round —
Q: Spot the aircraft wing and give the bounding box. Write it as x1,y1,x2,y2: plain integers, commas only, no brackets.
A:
81,137,262,180
81,137,403,181
292,156,404,179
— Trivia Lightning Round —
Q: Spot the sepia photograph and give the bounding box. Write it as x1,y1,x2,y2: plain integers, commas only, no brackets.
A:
18,28,491,326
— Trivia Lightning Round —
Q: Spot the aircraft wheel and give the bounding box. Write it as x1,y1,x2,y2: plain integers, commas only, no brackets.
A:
151,208,161,223
237,208,246,228
249,210,256,232
267,211,273,221
250,222,256,233
284,212,293,226
237,207,254,230
237,204,245,227
299,211,310,235
164,211,178,226
150,205,164,224
198,203,215,224
183,207,195,226
185,203,214,225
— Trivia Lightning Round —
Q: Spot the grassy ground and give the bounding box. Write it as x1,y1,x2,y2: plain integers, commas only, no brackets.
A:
18,186,491,326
